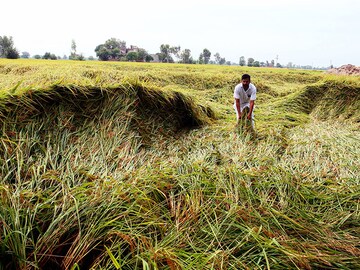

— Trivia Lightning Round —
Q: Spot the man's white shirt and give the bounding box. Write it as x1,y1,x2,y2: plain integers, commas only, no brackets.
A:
233,83,257,112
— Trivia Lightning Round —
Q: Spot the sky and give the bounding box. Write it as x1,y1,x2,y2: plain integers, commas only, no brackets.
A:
1,0,359,67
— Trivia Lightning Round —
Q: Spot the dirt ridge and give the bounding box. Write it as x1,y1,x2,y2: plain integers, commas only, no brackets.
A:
327,64,360,76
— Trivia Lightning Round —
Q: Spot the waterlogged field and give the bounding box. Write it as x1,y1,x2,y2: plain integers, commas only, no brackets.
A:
0,59,359,269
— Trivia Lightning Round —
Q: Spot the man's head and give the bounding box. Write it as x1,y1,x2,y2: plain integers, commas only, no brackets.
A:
241,74,251,90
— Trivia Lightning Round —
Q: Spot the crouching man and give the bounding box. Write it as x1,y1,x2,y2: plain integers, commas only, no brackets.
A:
233,73,257,130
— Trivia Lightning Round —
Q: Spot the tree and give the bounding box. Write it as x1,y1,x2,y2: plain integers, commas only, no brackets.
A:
70,39,77,59
247,57,254,67
6,48,20,59
214,53,226,64
95,38,126,61
239,56,246,66
180,49,193,64
253,61,260,67
21,51,30,59
70,40,85,60
42,52,51,59
136,48,148,62
214,53,221,64
202,48,211,64
77,54,85,61
0,36,19,59
198,53,204,64
145,54,153,62
219,57,226,65
33,55,41,59
126,52,138,61
159,44,179,63
42,52,57,60
95,45,110,61
170,46,181,61
160,44,171,63
276,63,283,68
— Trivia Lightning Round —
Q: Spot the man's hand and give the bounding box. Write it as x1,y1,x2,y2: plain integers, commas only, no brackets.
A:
236,116,242,125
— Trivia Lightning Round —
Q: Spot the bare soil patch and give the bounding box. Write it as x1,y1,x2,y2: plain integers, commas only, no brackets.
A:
327,64,360,75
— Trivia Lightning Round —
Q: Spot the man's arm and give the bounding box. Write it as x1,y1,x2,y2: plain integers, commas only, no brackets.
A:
235,98,241,119
247,100,255,120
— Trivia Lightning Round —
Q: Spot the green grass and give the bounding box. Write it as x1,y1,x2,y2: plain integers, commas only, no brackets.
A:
0,59,359,269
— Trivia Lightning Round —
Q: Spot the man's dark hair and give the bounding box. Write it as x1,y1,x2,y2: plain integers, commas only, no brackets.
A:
241,74,251,80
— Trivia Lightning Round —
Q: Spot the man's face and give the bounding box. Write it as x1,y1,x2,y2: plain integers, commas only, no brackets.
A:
242,78,250,90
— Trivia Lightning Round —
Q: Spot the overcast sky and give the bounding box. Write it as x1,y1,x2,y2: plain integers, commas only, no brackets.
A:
1,0,359,67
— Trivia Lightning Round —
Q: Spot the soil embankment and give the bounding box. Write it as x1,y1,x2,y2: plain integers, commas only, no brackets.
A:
327,64,360,76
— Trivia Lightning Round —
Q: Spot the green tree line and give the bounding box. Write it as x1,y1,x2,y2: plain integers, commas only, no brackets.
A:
1,35,285,67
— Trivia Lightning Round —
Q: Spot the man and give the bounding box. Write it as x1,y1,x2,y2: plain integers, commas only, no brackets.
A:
233,74,256,128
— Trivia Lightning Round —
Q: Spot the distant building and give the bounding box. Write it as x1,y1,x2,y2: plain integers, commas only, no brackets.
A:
126,45,139,53
150,54,160,62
